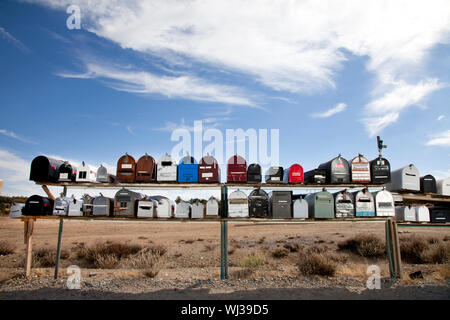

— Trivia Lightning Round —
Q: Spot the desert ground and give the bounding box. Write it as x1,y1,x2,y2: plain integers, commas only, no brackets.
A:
0,216,449,299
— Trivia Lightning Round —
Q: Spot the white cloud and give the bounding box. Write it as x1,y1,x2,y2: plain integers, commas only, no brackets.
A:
437,115,446,121
29,0,450,133
0,129,38,144
57,63,256,107
311,103,346,118
426,130,450,147
363,79,445,137
154,117,229,132
0,26,30,53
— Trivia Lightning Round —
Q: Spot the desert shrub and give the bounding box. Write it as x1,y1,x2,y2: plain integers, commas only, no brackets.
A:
0,241,15,255
306,244,329,254
271,248,289,259
338,234,385,258
400,236,429,264
283,242,300,253
420,243,450,264
29,247,70,267
231,269,253,279
147,244,167,257
76,241,143,268
327,252,349,264
228,247,236,255
239,253,266,269
297,253,336,277
427,237,441,244
122,247,162,278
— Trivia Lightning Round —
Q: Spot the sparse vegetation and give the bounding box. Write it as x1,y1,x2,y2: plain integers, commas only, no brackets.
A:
27,247,70,268
283,242,301,253
400,236,449,264
0,241,15,255
239,253,266,269
297,252,336,277
338,234,385,258
271,248,289,258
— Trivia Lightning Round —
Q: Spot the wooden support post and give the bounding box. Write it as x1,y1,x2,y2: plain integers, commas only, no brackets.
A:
385,217,402,279
24,218,35,279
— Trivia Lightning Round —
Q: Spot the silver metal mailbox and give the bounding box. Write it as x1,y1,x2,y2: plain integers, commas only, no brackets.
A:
333,190,354,218
387,164,420,192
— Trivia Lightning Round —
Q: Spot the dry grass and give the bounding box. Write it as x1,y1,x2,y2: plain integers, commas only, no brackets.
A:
338,234,385,258
239,253,266,269
25,247,70,268
203,244,216,252
230,268,254,279
121,247,163,278
75,241,144,268
0,241,15,255
399,235,450,264
297,252,336,277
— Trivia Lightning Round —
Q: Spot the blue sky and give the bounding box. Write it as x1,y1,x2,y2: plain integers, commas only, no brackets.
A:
0,0,449,199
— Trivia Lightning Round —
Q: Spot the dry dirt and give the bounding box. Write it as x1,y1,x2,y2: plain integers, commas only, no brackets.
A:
0,217,449,300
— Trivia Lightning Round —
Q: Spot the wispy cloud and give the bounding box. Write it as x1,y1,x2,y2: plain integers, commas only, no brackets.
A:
27,0,450,134
437,115,446,121
311,103,346,118
364,79,445,137
0,129,38,144
0,26,30,53
154,118,230,132
426,130,450,147
57,63,257,107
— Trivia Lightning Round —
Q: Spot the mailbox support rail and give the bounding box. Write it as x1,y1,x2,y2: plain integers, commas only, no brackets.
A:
385,218,402,279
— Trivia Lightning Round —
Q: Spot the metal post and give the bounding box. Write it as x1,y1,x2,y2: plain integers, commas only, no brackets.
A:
54,219,64,279
220,185,229,280
385,219,394,278
54,186,66,279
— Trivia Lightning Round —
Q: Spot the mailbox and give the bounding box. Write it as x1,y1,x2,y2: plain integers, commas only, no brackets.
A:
247,163,262,183
137,198,158,218
437,178,450,196
114,188,144,217
304,169,327,184
30,155,64,183
333,190,355,218
269,191,292,218
93,195,114,216
292,197,308,218
395,206,416,222
387,164,420,192
96,165,116,183
228,189,249,217
175,201,191,218
304,190,334,218
116,153,136,183
191,201,205,219
198,154,221,183
415,206,430,222
227,155,247,182
157,153,178,182
283,164,304,184
136,153,157,183
178,154,198,183
9,203,25,218
23,195,54,216
53,197,71,216
76,161,97,183
318,154,350,184
350,154,371,183
151,196,175,218
68,197,83,217
265,166,284,183
370,157,391,184
58,161,76,182
248,188,269,218
372,189,395,217
206,196,220,217
420,175,437,193
353,188,375,217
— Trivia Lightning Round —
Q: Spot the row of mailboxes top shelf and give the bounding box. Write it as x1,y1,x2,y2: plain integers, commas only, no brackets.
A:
13,188,450,223
29,154,450,195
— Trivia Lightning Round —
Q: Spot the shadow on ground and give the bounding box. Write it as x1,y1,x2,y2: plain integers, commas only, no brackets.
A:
1,285,449,300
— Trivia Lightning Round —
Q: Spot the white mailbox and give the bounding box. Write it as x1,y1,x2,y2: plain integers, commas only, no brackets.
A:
76,161,97,183
175,201,191,218
157,153,177,182
387,164,420,192
228,189,249,218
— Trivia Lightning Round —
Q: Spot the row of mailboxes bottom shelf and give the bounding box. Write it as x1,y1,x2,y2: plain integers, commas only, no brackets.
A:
15,189,449,222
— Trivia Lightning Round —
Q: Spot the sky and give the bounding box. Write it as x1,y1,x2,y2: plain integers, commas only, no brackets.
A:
0,0,449,200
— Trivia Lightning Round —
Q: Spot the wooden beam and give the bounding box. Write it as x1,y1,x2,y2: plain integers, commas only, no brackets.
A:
41,185,55,201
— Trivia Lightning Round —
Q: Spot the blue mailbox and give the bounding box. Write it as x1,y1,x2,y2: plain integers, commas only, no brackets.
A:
178,154,198,182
